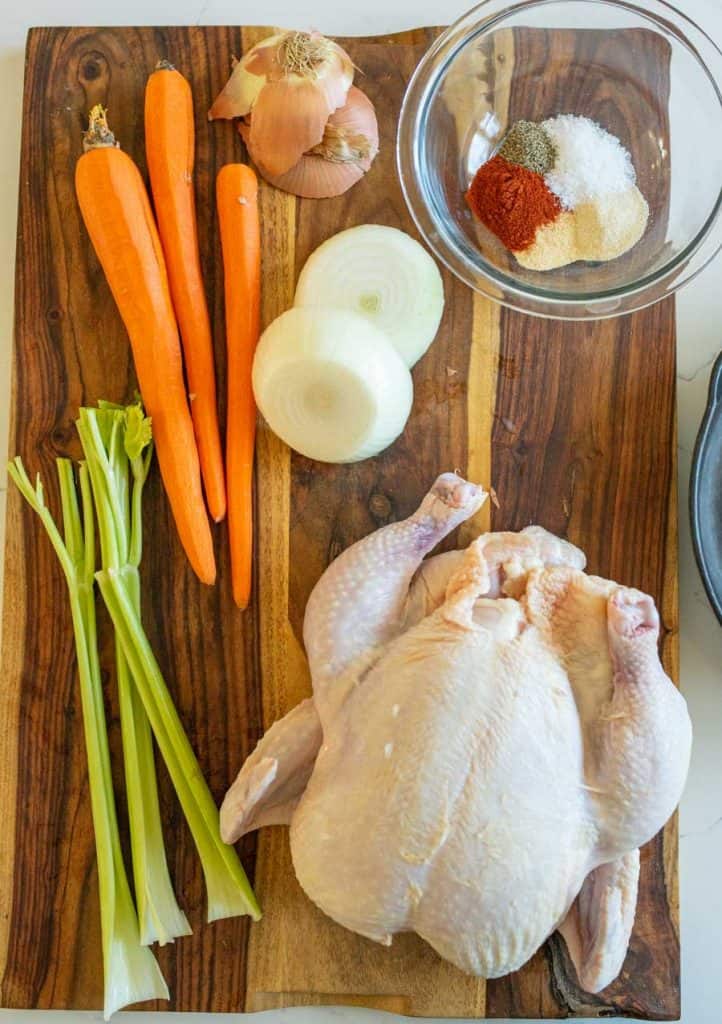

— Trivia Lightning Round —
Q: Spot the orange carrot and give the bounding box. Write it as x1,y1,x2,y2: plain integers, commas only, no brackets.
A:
75,105,216,585
216,164,261,608
145,62,226,523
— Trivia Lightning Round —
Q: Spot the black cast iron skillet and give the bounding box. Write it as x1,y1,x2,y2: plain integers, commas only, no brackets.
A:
690,351,722,625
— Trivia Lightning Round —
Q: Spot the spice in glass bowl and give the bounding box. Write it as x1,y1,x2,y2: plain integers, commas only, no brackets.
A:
466,114,649,270
542,114,636,208
498,119,557,176
466,155,561,252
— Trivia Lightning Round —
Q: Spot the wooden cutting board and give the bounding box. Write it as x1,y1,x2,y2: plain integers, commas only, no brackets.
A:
0,23,679,1020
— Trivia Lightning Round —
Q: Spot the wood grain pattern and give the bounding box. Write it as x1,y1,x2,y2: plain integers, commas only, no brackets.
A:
485,31,678,1019
0,22,678,1020
455,28,513,546
245,27,486,1017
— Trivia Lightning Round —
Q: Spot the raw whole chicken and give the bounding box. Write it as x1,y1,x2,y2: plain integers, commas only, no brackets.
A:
221,473,691,992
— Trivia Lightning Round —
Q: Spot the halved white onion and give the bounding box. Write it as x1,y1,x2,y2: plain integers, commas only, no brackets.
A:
252,308,413,463
293,225,445,368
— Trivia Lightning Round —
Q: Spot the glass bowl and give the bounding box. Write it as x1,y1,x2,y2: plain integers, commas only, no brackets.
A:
397,0,722,319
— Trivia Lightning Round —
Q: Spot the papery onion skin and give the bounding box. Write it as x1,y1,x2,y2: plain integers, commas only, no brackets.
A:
208,30,354,124
246,146,366,199
308,87,378,167
248,78,333,177
282,32,354,116
208,40,283,120
239,87,379,199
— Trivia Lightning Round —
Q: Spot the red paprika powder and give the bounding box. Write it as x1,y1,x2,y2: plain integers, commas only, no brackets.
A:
466,154,561,252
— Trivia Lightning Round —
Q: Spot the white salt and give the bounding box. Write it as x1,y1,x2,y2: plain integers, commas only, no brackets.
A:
543,114,636,209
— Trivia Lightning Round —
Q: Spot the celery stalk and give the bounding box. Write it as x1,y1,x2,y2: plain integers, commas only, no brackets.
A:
77,406,190,946
7,457,168,1019
97,568,261,920
116,627,191,944
79,406,261,924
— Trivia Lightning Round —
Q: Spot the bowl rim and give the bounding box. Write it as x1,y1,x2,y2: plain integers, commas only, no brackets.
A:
397,0,722,318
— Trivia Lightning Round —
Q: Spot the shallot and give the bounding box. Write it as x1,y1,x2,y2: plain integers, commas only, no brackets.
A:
240,87,378,199
210,30,378,199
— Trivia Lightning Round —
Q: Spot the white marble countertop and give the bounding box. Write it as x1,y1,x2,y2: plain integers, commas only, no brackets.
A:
1,2,721,1023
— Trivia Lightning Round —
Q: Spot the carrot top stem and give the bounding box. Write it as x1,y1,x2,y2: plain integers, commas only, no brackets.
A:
82,105,119,152
155,59,176,71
